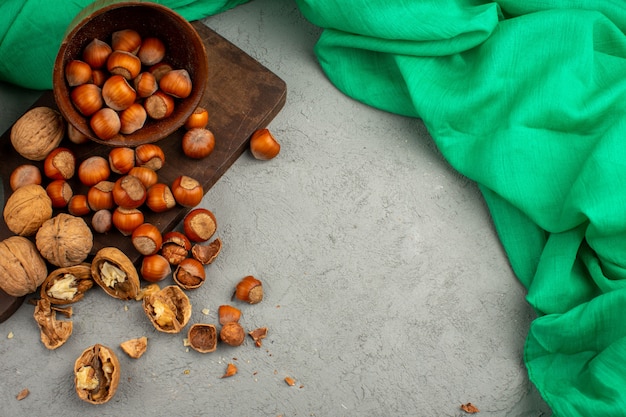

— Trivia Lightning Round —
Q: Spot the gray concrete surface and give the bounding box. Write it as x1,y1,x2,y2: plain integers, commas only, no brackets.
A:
0,0,552,416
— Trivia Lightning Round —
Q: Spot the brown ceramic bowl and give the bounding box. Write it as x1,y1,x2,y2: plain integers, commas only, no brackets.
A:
53,0,208,147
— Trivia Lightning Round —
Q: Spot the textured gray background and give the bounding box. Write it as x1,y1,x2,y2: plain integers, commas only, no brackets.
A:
0,0,552,416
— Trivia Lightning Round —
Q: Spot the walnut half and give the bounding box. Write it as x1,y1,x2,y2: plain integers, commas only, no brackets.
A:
40,263,93,305
74,344,120,404
91,247,140,300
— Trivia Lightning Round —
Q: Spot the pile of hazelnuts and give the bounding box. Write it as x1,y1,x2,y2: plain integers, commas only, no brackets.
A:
10,137,219,283
65,28,194,140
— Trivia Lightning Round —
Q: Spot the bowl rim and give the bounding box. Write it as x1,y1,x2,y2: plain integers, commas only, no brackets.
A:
53,1,208,147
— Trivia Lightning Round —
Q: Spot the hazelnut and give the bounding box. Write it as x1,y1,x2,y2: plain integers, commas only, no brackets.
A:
220,321,245,346
9,164,42,191
233,275,263,304
183,208,217,242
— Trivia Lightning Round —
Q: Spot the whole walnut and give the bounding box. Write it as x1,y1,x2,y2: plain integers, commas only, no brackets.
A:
3,183,53,236
0,236,48,297
36,213,93,267
10,106,65,161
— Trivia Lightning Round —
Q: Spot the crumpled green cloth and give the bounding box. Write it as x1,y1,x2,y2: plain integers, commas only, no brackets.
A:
3,0,626,415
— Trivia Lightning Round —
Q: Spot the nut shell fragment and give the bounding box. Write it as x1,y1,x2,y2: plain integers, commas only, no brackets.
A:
191,238,222,265
0,236,48,297
34,298,73,350
40,263,93,305
3,184,53,236
120,336,148,359
248,327,268,347
221,363,238,378
91,247,140,300
10,106,65,161
74,343,120,404
187,323,217,353
143,285,191,333
36,213,93,267
173,258,206,290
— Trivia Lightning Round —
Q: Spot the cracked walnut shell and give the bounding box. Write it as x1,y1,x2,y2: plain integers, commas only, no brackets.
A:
3,184,53,236
36,213,93,267
40,263,93,305
0,236,47,297
91,247,140,300
74,344,120,405
143,285,191,333
10,106,65,161
34,298,73,350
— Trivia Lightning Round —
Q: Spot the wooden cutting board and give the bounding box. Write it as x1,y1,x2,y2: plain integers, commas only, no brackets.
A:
0,21,286,322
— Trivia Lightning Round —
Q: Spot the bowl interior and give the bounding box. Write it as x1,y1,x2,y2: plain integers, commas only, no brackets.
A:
53,2,208,147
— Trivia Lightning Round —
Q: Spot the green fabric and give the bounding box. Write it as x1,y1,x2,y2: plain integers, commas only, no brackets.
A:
294,1,626,415
3,0,626,415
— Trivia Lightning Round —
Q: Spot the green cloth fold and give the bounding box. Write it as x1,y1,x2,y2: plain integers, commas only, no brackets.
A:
3,0,626,414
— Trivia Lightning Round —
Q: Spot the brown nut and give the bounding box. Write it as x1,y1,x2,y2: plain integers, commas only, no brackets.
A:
182,128,215,159
140,254,171,283
87,181,115,211
143,285,191,333
74,343,120,404
36,213,93,267
191,238,222,265
220,321,245,347
160,231,190,265
91,247,140,300
68,194,91,217
40,263,93,305
34,298,73,350
173,258,205,290
233,275,263,304
171,175,203,208
132,223,163,256
250,128,280,160
112,207,144,236
10,106,65,161
0,236,48,297
218,304,241,325
120,336,148,359
9,164,42,191
3,184,53,236
91,209,113,234
183,208,216,242
43,147,76,180
108,147,135,175
112,175,147,209
46,179,73,209
187,323,217,353
135,143,165,171
146,183,176,213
